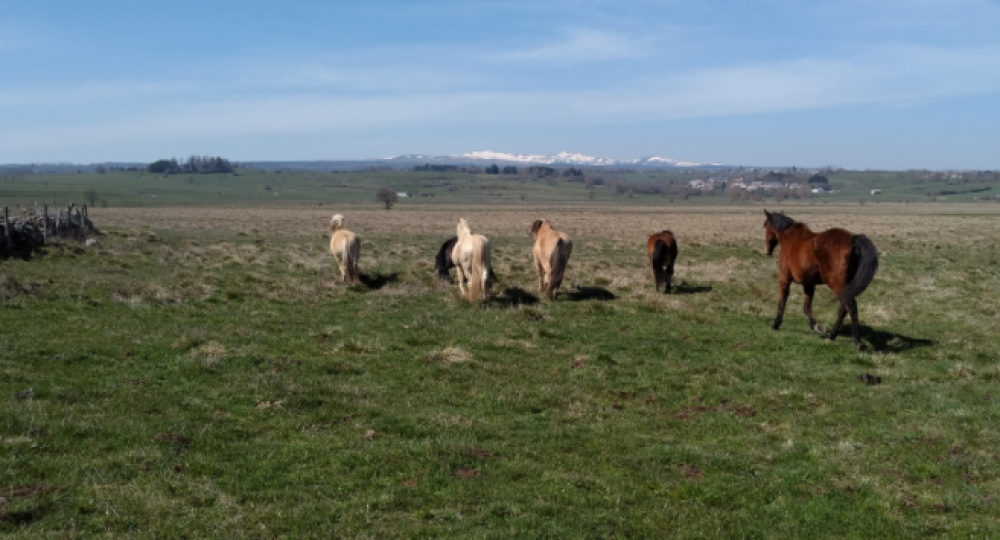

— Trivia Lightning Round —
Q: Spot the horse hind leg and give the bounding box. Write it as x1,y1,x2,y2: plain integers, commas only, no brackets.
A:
802,283,824,334
848,299,867,351
827,301,848,341
455,264,468,297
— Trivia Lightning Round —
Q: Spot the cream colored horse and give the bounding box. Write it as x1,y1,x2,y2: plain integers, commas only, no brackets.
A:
329,214,360,285
531,219,572,299
451,218,492,303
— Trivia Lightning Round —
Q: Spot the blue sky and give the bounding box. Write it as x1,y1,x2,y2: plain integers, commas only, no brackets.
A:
2,0,999,169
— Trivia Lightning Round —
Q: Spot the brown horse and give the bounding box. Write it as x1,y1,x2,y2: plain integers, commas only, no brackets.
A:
764,210,879,351
530,219,572,300
647,231,678,293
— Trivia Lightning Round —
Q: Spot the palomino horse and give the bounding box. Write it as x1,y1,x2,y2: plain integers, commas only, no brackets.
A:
436,236,498,285
530,219,572,300
764,210,879,351
329,214,360,286
451,218,492,303
647,230,678,293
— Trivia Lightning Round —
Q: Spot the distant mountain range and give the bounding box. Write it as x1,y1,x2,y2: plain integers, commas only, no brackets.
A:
3,151,724,172
385,150,722,168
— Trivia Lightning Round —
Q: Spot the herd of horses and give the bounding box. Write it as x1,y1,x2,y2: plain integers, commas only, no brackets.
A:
329,211,879,351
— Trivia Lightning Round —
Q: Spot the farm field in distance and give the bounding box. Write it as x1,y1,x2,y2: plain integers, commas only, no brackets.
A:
2,201,1000,537
1,168,999,208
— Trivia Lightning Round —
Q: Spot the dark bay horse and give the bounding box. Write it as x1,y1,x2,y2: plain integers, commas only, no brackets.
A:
435,236,459,283
647,231,678,293
436,236,497,285
764,210,879,351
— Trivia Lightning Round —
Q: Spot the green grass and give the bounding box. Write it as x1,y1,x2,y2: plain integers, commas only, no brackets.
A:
1,209,999,537
3,168,997,210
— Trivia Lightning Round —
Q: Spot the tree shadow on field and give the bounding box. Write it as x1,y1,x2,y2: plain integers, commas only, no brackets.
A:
671,282,713,295
564,286,616,302
845,325,934,352
494,286,540,307
357,272,399,290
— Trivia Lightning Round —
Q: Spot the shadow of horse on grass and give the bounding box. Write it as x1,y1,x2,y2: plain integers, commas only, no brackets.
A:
356,272,400,291
494,286,541,307
565,286,616,302
850,325,934,352
672,282,713,295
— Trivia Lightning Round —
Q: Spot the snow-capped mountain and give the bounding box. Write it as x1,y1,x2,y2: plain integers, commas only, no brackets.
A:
385,151,721,168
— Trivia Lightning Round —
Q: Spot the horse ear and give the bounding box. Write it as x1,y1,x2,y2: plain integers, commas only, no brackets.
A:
764,209,770,217
530,220,543,236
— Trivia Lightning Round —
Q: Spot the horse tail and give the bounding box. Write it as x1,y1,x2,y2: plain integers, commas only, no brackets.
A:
838,234,878,302
548,238,569,297
345,235,361,286
652,239,668,283
466,237,490,301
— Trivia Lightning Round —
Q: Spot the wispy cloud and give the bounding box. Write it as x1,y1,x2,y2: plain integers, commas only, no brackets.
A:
489,28,654,65
5,41,999,160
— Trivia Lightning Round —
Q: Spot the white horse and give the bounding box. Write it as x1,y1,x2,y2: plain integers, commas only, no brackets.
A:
450,218,492,303
329,214,360,285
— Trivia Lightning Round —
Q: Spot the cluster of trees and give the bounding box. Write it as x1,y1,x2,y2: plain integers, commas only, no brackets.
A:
0,168,31,181
483,164,519,175
148,156,234,175
413,163,461,172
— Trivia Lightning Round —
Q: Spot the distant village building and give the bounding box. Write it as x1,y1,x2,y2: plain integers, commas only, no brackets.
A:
396,192,413,198
870,189,882,195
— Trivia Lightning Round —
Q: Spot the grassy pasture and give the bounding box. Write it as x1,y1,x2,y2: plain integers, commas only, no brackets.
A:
2,204,1000,537
3,169,998,209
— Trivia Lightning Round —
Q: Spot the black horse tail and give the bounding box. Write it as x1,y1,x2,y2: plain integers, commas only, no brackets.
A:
838,234,878,302
651,239,668,283
548,238,569,296
435,236,458,281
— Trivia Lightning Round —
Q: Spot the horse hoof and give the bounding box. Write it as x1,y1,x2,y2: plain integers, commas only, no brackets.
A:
856,342,869,352
812,324,826,335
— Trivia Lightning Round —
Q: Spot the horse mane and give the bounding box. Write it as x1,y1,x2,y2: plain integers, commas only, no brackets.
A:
330,214,344,232
457,218,472,237
531,219,548,236
766,211,796,233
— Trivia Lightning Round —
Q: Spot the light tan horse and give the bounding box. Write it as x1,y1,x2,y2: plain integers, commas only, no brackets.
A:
450,218,492,303
329,214,360,285
530,219,572,300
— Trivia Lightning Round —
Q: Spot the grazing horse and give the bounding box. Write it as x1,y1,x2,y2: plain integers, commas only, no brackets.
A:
647,231,678,293
436,236,498,285
764,210,879,351
435,236,460,283
530,219,572,300
450,218,492,303
329,214,360,285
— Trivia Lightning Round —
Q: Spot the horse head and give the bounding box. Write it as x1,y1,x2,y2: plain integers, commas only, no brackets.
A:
457,218,472,238
763,210,779,256
330,214,345,232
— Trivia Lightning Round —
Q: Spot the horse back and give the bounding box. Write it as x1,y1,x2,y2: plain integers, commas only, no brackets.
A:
811,228,856,290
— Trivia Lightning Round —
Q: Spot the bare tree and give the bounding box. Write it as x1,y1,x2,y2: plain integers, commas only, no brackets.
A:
376,187,398,210
83,188,99,206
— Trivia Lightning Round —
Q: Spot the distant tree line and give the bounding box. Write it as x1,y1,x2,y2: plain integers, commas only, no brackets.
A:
481,164,520,175
149,156,234,175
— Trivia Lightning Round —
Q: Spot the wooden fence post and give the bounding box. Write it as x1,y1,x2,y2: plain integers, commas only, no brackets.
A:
43,205,48,243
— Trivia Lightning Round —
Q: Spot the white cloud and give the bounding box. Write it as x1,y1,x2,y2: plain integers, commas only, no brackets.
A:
3,42,999,161
489,28,654,65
